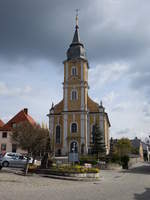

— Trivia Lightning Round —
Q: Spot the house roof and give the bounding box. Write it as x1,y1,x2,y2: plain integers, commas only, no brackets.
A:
131,138,141,148
0,108,36,131
131,137,150,151
0,119,4,128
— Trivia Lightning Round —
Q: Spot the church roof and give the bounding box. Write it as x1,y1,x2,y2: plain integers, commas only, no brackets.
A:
0,108,36,131
53,100,64,114
87,96,111,127
87,96,99,113
67,15,87,61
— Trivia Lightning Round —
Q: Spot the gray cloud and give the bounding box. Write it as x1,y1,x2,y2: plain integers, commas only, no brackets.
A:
128,49,150,103
142,104,150,118
1,0,150,138
116,128,131,136
0,1,150,99
0,0,150,66
0,0,91,64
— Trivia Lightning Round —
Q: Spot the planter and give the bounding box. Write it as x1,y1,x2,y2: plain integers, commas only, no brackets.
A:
63,172,100,178
33,168,100,179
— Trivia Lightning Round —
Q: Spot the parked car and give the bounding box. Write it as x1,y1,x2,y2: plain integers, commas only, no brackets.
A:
0,152,37,169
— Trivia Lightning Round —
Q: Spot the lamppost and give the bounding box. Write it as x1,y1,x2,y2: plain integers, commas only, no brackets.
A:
72,142,76,166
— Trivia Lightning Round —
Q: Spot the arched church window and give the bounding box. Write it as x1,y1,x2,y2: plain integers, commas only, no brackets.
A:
56,125,61,144
70,141,78,153
71,90,77,100
71,123,77,133
71,66,77,76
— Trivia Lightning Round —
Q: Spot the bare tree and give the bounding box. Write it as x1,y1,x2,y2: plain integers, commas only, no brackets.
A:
11,122,50,175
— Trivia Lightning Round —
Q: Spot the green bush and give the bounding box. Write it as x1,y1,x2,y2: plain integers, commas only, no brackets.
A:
79,155,98,165
111,154,121,164
87,168,99,173
121,155,129,169
28,164,38,173
28,163,38,170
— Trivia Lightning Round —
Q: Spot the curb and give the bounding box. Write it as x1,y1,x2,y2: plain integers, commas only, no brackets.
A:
38,173,101,182
15,171,101,181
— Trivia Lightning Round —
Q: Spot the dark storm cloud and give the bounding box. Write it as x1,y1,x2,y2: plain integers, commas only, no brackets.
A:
0,0,92,65
0,0,150,101
128,48,150,102
0,0,150,66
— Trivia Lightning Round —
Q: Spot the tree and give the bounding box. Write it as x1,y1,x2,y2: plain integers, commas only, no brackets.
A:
92,124,106,159
114,138,132,169
11,122,50,175
115,138,132,157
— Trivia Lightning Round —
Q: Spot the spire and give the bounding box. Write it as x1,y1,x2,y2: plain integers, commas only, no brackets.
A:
100,101,103,107
66,11,87,61
72,9,80,43
72,23,80,44
51,102,54,109
99,100,105,112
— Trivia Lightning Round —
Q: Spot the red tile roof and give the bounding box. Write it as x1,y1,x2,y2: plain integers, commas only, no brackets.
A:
0,119,4,128
0,109,36,131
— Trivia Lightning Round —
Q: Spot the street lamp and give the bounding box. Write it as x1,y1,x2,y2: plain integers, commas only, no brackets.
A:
72,142,76,166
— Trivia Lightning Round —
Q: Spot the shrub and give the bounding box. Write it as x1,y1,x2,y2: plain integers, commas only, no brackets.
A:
111,154,121,164
80,155,98,165
121,155,129,169
28,163,38,170
28,164,38,173
87,168,99,173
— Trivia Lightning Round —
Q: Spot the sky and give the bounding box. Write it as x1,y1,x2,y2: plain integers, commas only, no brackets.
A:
0,0,150,140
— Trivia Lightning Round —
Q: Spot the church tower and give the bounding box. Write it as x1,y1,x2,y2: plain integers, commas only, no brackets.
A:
48,14,110,156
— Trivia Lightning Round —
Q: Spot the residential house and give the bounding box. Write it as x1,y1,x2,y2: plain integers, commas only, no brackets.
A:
0,119,4,128
131,137,150,161
0,108,36,154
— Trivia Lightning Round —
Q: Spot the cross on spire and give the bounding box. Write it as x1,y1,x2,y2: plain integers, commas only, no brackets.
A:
75,9,79,27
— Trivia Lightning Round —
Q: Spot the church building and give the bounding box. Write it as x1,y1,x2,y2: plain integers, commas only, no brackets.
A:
47,15,111,156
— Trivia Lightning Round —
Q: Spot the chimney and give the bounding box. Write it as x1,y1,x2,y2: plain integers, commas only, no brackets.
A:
24,108,28,115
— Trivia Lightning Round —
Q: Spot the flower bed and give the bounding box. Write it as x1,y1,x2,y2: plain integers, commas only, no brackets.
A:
28,163,38,173
30,165,100,179
52,165,99,173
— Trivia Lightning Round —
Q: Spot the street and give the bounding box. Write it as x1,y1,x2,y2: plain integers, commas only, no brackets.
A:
0,163,150,200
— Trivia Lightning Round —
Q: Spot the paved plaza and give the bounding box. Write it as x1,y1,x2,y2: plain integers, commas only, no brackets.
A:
0,163,150,200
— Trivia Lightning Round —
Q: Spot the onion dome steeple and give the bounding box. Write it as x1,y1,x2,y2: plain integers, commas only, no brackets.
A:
67,12,87,61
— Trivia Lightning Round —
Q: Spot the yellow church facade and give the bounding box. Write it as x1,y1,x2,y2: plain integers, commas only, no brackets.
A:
48,16,110,156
